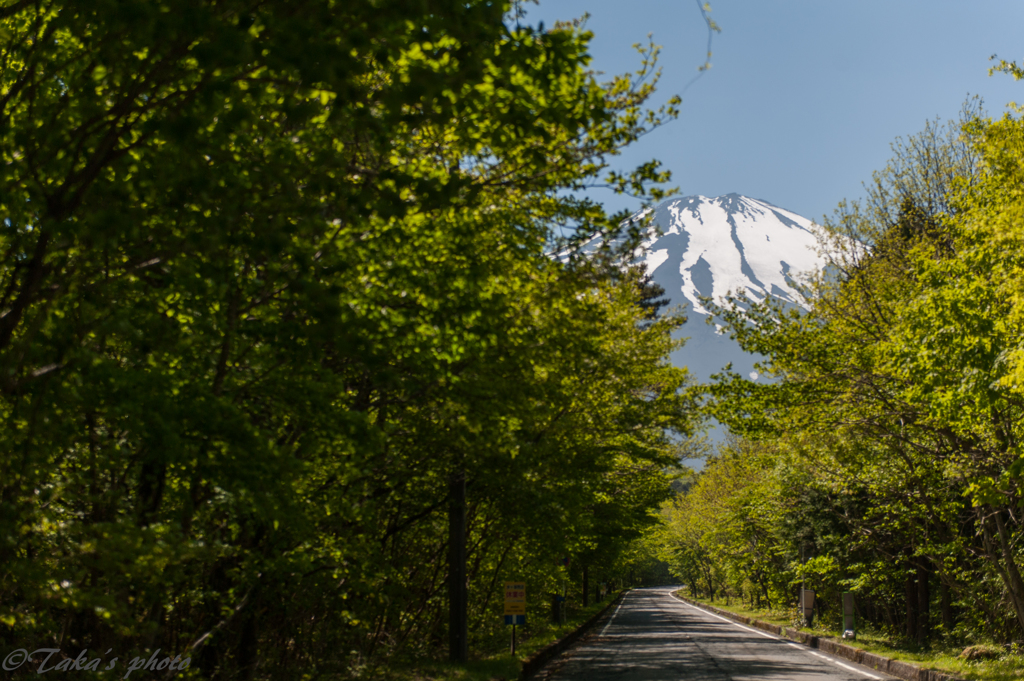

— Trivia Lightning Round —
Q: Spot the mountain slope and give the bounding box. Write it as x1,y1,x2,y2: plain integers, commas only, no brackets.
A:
636,194,824,384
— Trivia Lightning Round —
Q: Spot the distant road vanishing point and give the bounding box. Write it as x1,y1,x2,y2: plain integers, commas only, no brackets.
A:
537,588,894,681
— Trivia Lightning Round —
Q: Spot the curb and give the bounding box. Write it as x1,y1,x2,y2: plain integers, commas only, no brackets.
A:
519,592,624,680
673,593,965,681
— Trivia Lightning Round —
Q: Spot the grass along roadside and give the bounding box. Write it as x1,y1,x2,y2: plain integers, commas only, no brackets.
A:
377,595,620,681
676,590,1024,681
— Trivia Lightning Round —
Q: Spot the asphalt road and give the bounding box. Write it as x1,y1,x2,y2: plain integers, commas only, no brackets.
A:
541,588,896,680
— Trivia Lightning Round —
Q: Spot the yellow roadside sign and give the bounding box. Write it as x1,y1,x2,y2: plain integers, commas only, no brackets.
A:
504,581,526,616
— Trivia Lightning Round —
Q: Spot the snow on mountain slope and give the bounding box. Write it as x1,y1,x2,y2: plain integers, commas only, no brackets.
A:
634,194,825,384
641,194,820,316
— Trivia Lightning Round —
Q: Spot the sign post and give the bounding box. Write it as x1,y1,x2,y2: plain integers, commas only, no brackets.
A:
504,581,526,655
800,588,815,626
842,592,856,639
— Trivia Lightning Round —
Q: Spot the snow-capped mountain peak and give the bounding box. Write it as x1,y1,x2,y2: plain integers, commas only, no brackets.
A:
639,194,821,317
623,194,827,387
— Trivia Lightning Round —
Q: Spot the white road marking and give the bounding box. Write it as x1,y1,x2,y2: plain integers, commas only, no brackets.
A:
665,590,882,680
834,658,880,678
600,594,628,636
665,591,778,639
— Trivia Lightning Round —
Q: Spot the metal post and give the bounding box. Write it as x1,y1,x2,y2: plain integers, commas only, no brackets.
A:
800,544,805,622
800,589,815,627
583,565,589,608
842,592,856,639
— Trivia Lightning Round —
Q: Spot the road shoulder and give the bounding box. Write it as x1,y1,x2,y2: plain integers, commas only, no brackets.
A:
520,592,625,680
670,592,964,681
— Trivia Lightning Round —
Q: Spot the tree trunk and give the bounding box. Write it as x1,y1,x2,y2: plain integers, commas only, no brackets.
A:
448,471,467,663
905,564,918,643
916,560,930,647
583,565,589,608
237,607,258,681
940,580,954,630
981,506,1024,636
993,508,1024,635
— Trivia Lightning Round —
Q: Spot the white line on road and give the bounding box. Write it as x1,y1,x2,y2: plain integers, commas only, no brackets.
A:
665,592,779,640
833,658,880,678
600,594,628,636
666,591,882,680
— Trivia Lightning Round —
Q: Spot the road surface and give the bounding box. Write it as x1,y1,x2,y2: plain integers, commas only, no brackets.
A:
541,588,894,680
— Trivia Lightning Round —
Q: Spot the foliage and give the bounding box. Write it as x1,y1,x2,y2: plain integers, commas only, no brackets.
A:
0,1,696,677
659,87,1024,650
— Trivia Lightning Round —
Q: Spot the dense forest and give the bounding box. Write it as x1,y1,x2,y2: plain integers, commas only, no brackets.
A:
7,0,1024,678
0,1,695,678
659,87,1024,652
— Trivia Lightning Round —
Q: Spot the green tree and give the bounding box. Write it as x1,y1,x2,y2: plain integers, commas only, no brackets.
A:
700,97,1024,643
0,1,695,676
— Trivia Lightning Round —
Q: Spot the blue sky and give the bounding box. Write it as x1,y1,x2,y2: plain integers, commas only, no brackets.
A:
527,1,1024,223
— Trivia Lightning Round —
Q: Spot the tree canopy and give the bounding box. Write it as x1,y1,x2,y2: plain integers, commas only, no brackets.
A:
0,1,696,677
658,87,1024,648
